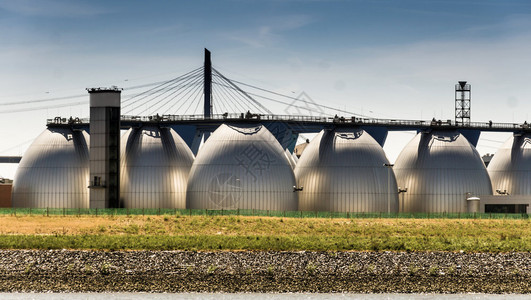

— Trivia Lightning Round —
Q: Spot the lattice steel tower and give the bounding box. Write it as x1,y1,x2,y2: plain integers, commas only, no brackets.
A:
455,81,471,126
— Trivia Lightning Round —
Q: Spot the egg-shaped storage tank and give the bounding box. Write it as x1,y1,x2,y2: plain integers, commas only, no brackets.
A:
487,133,531,195
120,125,194,208
186,124,297,211
295,128,398,212
393,130,492,213
12,126,90,208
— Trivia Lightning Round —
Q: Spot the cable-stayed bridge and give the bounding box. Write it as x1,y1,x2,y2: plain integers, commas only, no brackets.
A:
3,49,530,158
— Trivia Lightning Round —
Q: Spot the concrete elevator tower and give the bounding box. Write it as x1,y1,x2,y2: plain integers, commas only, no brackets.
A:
88,87,121,208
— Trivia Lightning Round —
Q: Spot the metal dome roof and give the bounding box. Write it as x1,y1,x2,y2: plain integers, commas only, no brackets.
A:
12,127,90,208
120,125,194,208
294,128,398,212
393,130,492,213
487,133,531,195
186,123,298,211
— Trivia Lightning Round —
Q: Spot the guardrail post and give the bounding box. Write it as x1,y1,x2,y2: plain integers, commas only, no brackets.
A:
46,207,49,217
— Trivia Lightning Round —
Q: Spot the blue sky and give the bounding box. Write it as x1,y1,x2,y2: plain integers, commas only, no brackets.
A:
1,0,531,178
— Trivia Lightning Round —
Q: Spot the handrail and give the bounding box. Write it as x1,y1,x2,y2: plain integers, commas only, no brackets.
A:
46,114,527,131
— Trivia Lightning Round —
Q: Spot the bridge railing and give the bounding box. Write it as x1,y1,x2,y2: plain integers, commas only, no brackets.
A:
46,116,90,125
48,113,528,131
119,113,527,129
467,121,523,129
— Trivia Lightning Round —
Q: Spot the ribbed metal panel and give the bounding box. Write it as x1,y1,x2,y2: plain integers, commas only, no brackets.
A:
393,130,492,213
120,126,194,208
295,128,398,212
285,149,297,169
186,124,297,210
487,134,531,195
12,127,90,208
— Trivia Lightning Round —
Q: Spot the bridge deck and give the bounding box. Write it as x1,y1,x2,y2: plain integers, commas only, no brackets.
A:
47,114,530,133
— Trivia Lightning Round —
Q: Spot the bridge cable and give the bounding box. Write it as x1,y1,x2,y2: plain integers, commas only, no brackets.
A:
135,71,204,116
163,74,204,115
210,83,230,114
212,76,248,114
122,67,202,110
212,73,270,114
212,75,258,114
229,78,369,118
122,71,203,112
212,68,273,114
181,79,205,115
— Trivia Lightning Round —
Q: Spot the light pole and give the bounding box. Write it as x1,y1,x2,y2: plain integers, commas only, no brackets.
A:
398,187,408,213
383,163,394,214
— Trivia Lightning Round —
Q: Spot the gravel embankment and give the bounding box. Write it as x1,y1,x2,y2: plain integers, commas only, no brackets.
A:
0,250,529,293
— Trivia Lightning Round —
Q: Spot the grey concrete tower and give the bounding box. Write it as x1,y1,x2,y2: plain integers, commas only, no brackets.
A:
88,87,121,208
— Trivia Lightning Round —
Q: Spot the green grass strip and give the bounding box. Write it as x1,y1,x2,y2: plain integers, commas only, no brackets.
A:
1,234,530,252
1,207,529,219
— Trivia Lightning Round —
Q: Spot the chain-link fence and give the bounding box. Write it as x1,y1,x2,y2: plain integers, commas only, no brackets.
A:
0,208,528,219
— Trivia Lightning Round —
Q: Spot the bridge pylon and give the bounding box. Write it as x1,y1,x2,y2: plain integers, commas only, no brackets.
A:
204,48,212,119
